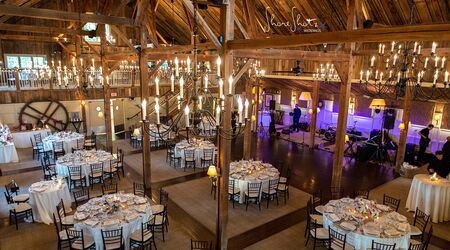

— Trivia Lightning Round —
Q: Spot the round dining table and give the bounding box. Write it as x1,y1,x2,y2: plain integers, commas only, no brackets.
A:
229,160,280,203
322,198,411,250
74,193,152,250
55,150,114,186
12,129,50,148
42,131,84,153
405,174,450,223
28,179,72,224
0,142,19,163
174,139,215,168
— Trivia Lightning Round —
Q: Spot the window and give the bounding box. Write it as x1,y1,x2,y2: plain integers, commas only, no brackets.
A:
82,22,114,44
5,54,47,69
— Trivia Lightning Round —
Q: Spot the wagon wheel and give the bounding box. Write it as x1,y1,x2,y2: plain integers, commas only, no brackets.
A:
19,101,69,131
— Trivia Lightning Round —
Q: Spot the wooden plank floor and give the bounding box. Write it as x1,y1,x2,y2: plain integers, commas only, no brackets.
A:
165,177,311,249
123,150,207,189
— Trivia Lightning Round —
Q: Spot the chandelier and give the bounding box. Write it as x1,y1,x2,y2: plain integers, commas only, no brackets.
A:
140,1,250,142
360,0,450,102
312,63,340,82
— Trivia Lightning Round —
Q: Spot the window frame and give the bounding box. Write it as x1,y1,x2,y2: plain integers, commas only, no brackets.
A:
4,54,47,69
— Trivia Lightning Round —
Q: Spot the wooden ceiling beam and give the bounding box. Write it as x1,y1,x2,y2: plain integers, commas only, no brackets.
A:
134,0,150,26
181,0,222,49
0,34,59,43
0,4,134,26
0,23,90,36
232,59,253,85
143,42,214,54
0,0,40,23
228,23,450,50
234,49,350,62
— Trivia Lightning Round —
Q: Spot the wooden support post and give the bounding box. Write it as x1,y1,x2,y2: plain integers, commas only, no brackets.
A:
139,25,152,194
217,2,234,249
243,81,252,159
254,79,260,131
81,101,88,134
309,80,320,149
395,87,412,169
331,0,356,189
99,24,113,150
14,69,21,91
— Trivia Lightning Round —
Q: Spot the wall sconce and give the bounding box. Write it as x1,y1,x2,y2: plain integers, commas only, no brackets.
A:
81,100,86,106
308,108,313,115
115,106,119,111
98,111,104,118
398,122,405,130
96,106,101,112
345,134,350,142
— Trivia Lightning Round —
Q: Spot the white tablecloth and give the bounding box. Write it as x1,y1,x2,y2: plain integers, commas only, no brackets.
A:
405,174,450,223
12,129,50,148
0,143,19,163
55,150,114,186
43,132,84,153
323,198,411,250
74,193,152,250
174,139,215,168
28,180,72,224
229,160,279,203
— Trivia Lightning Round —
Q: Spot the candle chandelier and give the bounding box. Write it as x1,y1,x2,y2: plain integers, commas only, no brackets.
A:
312,63,340,82
360,0,450,102
140,1,250,141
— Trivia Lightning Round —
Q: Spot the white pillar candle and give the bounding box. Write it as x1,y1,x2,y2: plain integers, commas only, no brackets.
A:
179,76,184,97
413,42,417,53
397,72,401,83
215,106,221,126
106,76,109,85
204,74,208,91
170,74,174,92
379,72,383,82
187,57,191,73
424,57,429,69
199,96,203,110
366,70,370,81
238,96,243,123
417,45,421,55
72,57,75,67
216,56,221,77
432,42,437,53
370,56,375,67
175,57,179,77
441,57,446,69
244,98,249,119
391,41,395,52
445,71,449,82
80,58,83,67
393,54,397,65
360,70,363,81
184,105,190,127
219,78,223,97
228,75,233,95
142,99,147,120
435,57,440,68
155,98,160,124
155,77,159,96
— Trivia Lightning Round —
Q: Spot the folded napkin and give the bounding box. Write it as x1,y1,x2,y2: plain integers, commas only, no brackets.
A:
395,213,407,222
325,206,334,213
397,223,409,232
126,213,140,222
135,205,147,213
74,212,88,221
363,224,380,236
340,221,356,231
328,213,340,222
134,197,146,204
376,204,390,211
102,219,120,227
84,219,99,227
385,228,400,237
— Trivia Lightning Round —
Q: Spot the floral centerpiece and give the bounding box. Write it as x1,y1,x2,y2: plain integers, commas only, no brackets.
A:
353,198,380,221
0,124,13,145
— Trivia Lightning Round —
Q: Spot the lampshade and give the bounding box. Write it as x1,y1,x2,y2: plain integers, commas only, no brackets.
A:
207,165,218,177
299,92,312,101
308,108,313,115
133,128,140,136
369,98,386,109
398,123,405,130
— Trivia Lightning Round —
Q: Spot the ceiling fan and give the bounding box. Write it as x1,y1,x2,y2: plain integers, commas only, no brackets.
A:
272,60,306,76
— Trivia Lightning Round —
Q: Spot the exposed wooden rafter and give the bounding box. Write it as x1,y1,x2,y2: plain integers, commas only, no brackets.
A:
0,4,134,26
0,23,90,36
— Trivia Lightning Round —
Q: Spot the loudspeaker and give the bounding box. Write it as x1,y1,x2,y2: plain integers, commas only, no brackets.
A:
269,100,276,110
383,109,396,130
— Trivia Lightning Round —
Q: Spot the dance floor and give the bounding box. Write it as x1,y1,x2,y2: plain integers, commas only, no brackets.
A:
165,177,311,249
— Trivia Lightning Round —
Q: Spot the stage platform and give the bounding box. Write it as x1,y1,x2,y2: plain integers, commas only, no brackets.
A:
123,150,207,189
165,177,311,249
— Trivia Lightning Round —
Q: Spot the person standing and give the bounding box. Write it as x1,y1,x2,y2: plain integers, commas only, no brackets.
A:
292,104,302,132
442,136,450,163
418,124,434,162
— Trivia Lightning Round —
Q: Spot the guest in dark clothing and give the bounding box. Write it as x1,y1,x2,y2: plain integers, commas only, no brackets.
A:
418,124,434,162
442,136,450,163
292,104,302,132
